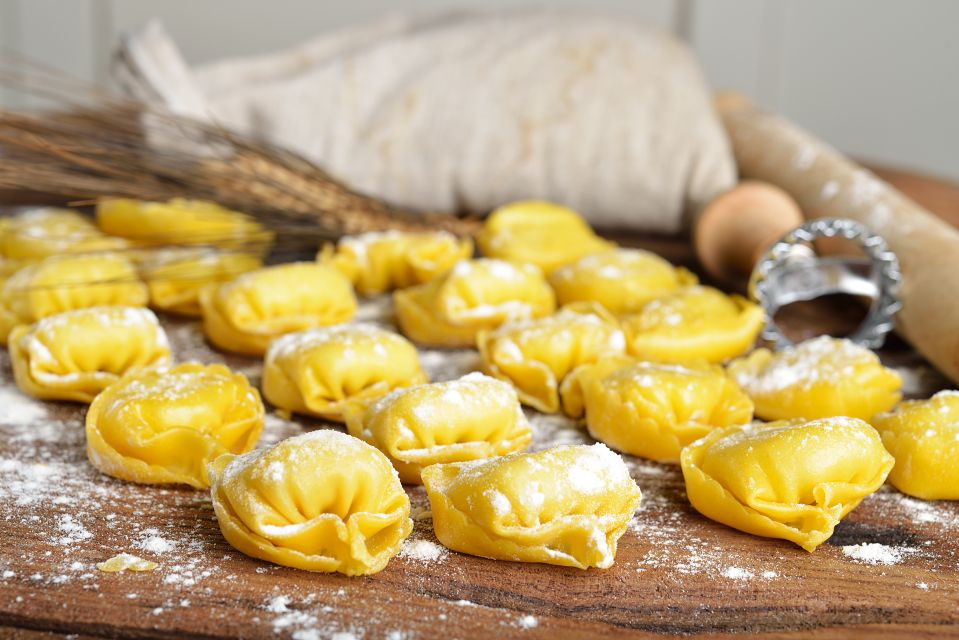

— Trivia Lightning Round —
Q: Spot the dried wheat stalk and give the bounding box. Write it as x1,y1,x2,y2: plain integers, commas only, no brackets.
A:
0,54,479,241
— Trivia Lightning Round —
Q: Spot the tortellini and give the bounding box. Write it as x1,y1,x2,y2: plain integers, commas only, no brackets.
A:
621,286,764,363
477,304,626,413
141,249,262,316
208,429,412,576
345,373,532,483
728,336,902,421
394,258,555,347
871,390,959,500
200,262,357,355
562,359,753,462
0,253,148,344
8,306,171,403
0,207,128,260
86,363,264,488
475,200,614,274
422,444,642,569
263,324,427,422
680,417,894,552
318,230,473,296
548,249,697,315
96,198,273,249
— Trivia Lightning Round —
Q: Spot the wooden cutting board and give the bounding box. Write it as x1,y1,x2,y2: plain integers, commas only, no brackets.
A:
2,167,959,640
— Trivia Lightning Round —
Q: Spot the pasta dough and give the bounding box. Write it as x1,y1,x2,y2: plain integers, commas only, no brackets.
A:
563,359,753,462
477,303,626,413
8,306,171,403
422,443,642,569
200,262,357,355
263,324,427,422
142,249,262,316
86,363,264,488
208,429,412,575
0,253,148,344
621,286,764,363
319,230,472,296
871,390,959,500
548,249,697,315
475,201,614,274
0,207,128,260
394,258,555,347
680,417,894,552
345,372,532,483
728,336,902,421
96,198,273,249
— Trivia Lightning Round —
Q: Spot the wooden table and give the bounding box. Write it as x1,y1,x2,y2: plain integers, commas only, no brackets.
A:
2,168,959,639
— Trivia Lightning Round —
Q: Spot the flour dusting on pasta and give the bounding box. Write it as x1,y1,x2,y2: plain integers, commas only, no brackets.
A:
732,335,873,393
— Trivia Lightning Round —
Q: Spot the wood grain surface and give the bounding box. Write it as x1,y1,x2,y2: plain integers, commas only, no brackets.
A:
2,168,959,639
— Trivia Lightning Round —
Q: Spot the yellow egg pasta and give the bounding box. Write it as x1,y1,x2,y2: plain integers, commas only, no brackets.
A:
9,306,171,403
319,230,472,296
345,372,532,483
475,200,614,274
728,336,902,421
86,363,264,488
263,324,427,422
621,286,764,364
422,444,642,569
208,429,412,576
563,359,753,462
394,258,555,347
0,207,128,260
681,417,894,552
96,198,273,249
0,253,148,344
200,262,357,355
141,249,262,316
871,390,959,500
477,303,626,413
548,249,696,315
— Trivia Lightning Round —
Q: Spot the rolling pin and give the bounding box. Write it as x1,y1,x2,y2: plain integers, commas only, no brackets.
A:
695,93,959,385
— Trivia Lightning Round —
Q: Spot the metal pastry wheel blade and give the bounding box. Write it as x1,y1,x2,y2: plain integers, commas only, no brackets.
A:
749,217,902,350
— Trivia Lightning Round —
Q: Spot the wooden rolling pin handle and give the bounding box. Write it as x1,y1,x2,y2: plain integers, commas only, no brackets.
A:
713,91,959,384
694,181,804,283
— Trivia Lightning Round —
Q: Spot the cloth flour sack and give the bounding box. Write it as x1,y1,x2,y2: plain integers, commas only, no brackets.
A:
114,11,735,233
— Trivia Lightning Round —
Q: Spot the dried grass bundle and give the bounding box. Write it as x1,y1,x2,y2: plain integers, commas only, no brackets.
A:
0,53,479,247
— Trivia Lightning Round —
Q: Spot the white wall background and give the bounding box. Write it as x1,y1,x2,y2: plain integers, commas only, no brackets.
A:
1,0,957,180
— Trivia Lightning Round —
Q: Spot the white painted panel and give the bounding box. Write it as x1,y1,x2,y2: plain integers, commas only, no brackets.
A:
1,0,102,108
109,0,679,66
0,0,22,107
16,0,98,80
774,0,959,180
688,0,768,100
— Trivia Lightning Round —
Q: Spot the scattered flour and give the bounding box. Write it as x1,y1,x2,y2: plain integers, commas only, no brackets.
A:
896,496,945,524
820,180,840,201
398,539,448,564
136,531,178,555
516,614,539,629
265,594,362,640
0,386,49,425
842,543,916,565
720,567,754,580
266,595,291,613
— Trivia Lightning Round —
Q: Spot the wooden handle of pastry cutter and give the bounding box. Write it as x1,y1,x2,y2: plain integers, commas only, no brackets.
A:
698,91,959,385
